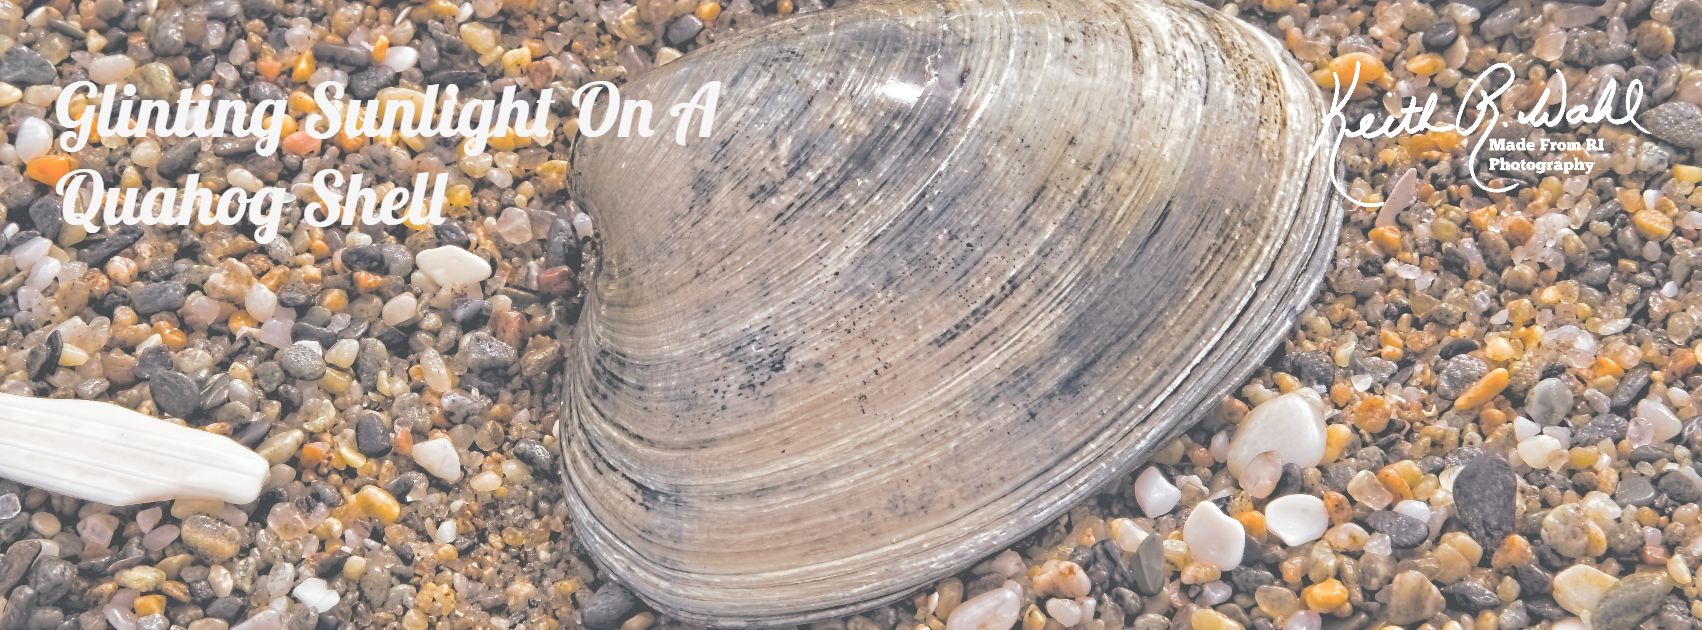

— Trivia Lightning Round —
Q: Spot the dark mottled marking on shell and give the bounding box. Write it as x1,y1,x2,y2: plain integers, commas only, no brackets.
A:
558,0,1341,624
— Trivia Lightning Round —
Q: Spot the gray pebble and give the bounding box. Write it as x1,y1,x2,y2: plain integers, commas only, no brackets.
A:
1590,572,1672,630
26,557,72,603
465,334,517,371
581,583,638,630
1437,355,1488,400
1643,102,1702,149
150,370,202,419
0,48,55,85
355,414,391,457
0,539,42,594
279,344,327,380
1614,475,1657,506
1367,510,1428,548
1657,468,1702,503
1525,378,1573,425
1131,533,1166,596
1454,455,1516,544
131,281,187,316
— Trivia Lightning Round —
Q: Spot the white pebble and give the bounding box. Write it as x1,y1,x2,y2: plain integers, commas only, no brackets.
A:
988,550,1024,578
325,339,359,369
573,212,594,238
411,438,463,482
10,238,51,270
1264,494,1327,546
1226,389,1326,484
1394,499,1432,525
1134,466,1180,517
1183,501,1245,570
381,46,419,72
88,55,137,84
290,578,340,613
415,245,492,288
245,283,277,320
15,117,50,161
1635,397,1683,443
1517,435,1564,469
1044,598,1083,627
435,520,457,543
381,293,418,326
1108,518,1148,553
945,581,1022,630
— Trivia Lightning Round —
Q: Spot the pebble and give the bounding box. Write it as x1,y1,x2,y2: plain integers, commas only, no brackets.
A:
1657,466,1702,503
1133,467,1179,516
279,343,327,380
1643,102,1702,149
1542,504,1605,559
354,414,392,457
1366,510,1428,548
582,584,640,630
1226,389,1326,482
149,370,202,418
1130,534,1165,595
180,514,243,561
1384,571,1445,624
1554,564,1619,616
416,246,493,288
14,117,50,162
1264,494,1327,546
0,539,42,594
1612,475,1657,506
465,333,518,370
132,281,187,315
1525,378,1573,424
1589,572,1670,630
291,578,340,613
1453,455,1516,544
0,48,54,85
1182,502,1244,570
411,438,464,482
945,582,1021,630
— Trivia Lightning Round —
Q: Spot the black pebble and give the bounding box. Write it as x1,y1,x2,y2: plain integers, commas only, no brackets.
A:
26,330,61,381
355,413,392,457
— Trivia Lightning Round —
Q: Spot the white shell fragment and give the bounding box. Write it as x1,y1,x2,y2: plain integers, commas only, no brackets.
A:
414,245,492,288
561,0,1340,623
0,393,268,506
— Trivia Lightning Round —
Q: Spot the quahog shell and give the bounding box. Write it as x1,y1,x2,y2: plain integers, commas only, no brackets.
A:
562,0,1340,623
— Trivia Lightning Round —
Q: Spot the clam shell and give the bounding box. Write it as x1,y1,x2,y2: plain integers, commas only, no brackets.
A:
562,0,1340,623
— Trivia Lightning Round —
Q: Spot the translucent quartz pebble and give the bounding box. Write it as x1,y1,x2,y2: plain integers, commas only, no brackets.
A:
0,393,268,506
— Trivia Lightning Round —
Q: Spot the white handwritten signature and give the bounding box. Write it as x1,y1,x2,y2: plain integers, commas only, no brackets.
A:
1316,62,1651,207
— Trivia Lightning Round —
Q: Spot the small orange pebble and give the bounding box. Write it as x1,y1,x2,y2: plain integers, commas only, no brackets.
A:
1377,467,1414,501
1502,215,1533,245
695,0,720,22
1236,511,1267,540
353,270,384,293
257,56,283,81
1478,407,1508,434
135,594,166,617
228,311,258,332
1322,490,1353,524
335,130,366,153
288,91,316,115
371,35,390,62
1404,52,1444,76
1320,52,1385,94
1590,356,1624,379
355,485,402,523
1302,578,1349,611
1453,368,1509,410
292,50,315,82
1351,395,1391,433
26,155,77,185
1368,225,1402,254
281,130,321,157
300,442,331,467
